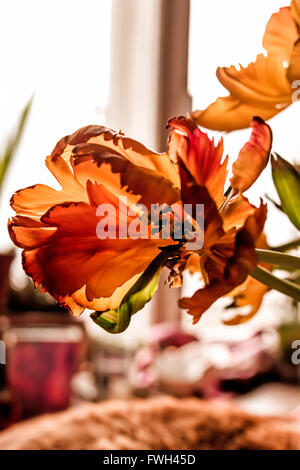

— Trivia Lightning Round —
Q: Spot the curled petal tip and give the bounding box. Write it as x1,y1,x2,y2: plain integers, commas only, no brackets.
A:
167,116,198,134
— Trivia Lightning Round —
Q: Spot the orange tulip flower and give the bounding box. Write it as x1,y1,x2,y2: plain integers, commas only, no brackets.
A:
167,116,270,323
9,117,271,331
192,0,300,131
9,126,180,319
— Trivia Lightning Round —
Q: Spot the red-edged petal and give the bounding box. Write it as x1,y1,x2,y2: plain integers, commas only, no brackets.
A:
8,216,57,249
230,117,272,192
168,116,228,206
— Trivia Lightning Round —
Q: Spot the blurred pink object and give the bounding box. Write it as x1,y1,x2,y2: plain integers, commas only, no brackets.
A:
128,323,198,393
129,325,277,398
291,405,300,419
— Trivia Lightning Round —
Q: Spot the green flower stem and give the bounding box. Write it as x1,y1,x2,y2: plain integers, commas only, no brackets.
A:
256,248,300,270
270,239,300,252
250,265,300,302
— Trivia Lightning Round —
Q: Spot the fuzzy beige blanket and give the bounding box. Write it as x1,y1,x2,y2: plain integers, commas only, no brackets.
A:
0,396,299,450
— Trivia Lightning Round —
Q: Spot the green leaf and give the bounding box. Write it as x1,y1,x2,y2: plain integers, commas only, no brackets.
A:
0,96,33,190
250,265,300,302
91,250,171,334
271,153,300,231
256,249,300,270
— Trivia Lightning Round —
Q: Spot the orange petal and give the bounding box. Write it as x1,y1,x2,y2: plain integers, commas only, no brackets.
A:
8,216,56,249
186,253,201,274
178,170,236,284
291,0,300,27
54,295,85,317
287,38,300,83
179,280,234,324
192,96,282,133
223,231,271,325
18,186,174,310
22,228,163,305
13,124,179,220
180,203,266,322
230,117,272,192
10,124,182,317
192,54,292,131
263,6,298,61
223,277,269,325
179,166,224,243
216,54,291,106
70,274,141,313
11,155,88,217
71,146,180,209
168,116,228,206
243,200,268,244
186,218,259,324
202,228,237,283
221,194,256,231
53,124,180,188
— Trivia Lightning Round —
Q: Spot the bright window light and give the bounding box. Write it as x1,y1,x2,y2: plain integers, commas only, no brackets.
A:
0,0,112,250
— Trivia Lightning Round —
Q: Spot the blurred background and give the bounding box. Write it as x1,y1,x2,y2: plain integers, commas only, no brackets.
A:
1,0,300,431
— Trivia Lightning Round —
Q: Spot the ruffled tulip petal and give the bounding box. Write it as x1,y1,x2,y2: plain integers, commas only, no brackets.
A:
36,273,142,318
21,221,167,307
223,232,270,325
181,214,259,323
200,228,237,284
17,179,176,315
178,163,237,284
287,38,300,83
242,200,268,244
179,280,234,324
9,115,269,326
216,54,291,106
71,146,180,208
291,0,300,26
221,194,256,231
8,216,57,249
192,96,282,133
70,274,141,312
223,278,269,325
263,6,298,61
179,164,224,242
168,116,228,206
230,117,272,192
9,123,182,320
52,124,180,188
11,155,88,217
192,55,292,131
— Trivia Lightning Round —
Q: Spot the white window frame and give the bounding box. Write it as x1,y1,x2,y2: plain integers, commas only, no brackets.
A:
108,0,191,323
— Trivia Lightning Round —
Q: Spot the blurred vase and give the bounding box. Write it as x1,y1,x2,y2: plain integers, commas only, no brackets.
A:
0,315,21,430
0,252,20,430
3,312,86,419
0,252,14,313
